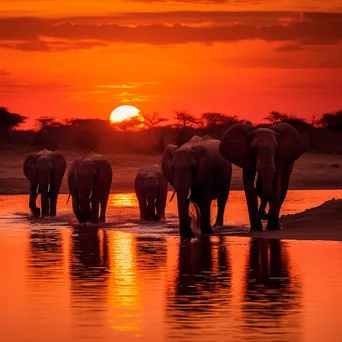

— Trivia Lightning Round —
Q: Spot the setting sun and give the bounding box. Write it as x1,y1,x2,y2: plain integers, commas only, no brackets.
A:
110,105,140,123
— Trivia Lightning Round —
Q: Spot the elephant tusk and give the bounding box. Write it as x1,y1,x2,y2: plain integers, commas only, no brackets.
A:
89,190,92,199
146,198,148,206
47,183,50,193
187,188,192,200
36,184,39,194
169,190,176,203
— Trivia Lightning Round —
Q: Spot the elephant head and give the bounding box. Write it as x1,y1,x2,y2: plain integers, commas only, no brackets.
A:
219,123,305,218
23,150,66,216
162,142,211,235
141,174,160,221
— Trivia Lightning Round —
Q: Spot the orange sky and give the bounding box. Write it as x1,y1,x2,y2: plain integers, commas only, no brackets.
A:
1,0,342,128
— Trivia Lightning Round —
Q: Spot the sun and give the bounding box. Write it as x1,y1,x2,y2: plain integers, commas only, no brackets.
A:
110,105,141,123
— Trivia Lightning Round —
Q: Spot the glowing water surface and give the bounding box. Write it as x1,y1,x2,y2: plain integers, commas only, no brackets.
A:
0,190,342,342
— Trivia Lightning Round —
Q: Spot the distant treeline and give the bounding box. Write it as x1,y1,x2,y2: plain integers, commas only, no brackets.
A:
1,107,342,154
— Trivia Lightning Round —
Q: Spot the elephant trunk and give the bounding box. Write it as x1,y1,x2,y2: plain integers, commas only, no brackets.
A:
80,189,92,222
174,175,192,236
258,167,274,220
39,182,50,217
176,191,191,235
144,198,155,220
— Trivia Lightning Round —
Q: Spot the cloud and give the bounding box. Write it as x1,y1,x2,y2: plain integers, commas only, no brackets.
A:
0,70,11,76
0,79,71,94
0,11,341,51
220,53,342,69
275,43,307,52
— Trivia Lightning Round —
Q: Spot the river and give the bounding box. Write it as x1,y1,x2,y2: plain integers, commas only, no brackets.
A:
0,190,341,341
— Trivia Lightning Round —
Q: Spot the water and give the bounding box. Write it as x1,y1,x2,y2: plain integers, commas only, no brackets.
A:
0,190,342,342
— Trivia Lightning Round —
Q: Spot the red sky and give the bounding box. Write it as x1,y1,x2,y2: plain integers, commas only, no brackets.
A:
1,0,342,128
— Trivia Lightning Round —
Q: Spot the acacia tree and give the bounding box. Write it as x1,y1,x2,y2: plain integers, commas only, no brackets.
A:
0,107,27,130
174,110,197,129
318,111,342,132
198,112,240,129
113,116,144,132
140,112,167,130
264,111,288,125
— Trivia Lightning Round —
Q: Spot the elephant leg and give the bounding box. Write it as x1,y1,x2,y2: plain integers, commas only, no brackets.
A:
99,197,108,223
215,181,230,227
91,199,100,224
243,169,263,231
266,171,282,231
158,183,168,221
279,164,294,209
29,183,40,217
199,200,213,235
137,194,147,220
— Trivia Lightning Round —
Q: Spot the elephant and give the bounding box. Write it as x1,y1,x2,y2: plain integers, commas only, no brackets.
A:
219,122,305,231
134,164,168,221
23,149,67,217
67,152,112,224
162,135,232,238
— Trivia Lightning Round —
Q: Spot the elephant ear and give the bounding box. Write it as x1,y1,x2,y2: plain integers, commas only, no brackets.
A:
23,153,38,183
191,144,211,186
50,151,67,183
270,123,306,165
68,158,82,191
219,123,257,170
161,144,178,185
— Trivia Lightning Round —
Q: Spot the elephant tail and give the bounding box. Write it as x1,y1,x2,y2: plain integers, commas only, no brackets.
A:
66,192,71,204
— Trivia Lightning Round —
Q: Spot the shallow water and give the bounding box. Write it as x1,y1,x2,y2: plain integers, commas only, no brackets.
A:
0,190,342,342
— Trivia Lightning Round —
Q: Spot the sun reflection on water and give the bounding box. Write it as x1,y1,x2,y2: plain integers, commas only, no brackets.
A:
108,231,141,333
109,194,138,207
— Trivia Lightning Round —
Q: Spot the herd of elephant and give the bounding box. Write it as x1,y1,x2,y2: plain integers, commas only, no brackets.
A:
23,122,306,238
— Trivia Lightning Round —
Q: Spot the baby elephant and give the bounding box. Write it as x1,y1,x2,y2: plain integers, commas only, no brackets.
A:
134,164,168,221
68,152,112,224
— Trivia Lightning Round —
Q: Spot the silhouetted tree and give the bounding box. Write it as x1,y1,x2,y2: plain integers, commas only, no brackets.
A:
141,112,167,130
35,116,63,131
174,110,197,129
318,111,342,132
113,116,143,132
0,107,27,130
264,111,288,125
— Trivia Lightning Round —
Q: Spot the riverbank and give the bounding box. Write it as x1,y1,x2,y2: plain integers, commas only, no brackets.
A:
230,198,342,241
0,150,342,194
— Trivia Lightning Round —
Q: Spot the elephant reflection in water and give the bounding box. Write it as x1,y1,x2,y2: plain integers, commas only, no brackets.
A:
242,239,302,338
70,226,109,279
166,236,231,334
27,227,63,276
69,227,110,335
